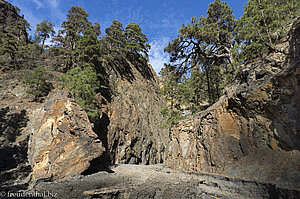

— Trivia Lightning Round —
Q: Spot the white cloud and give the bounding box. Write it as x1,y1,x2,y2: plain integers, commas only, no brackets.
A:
32,0,43,9
149,37,170,75
47,0,58,8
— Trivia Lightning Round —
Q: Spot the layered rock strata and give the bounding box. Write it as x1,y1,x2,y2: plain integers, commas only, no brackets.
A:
165,18,300,189
28,90,105,181
101,61,167,165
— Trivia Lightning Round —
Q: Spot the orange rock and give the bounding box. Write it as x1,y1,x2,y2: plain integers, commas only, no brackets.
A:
28,90,104,181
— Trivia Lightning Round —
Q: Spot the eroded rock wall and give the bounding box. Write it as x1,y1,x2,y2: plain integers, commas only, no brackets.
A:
165,18,300,189
28,90,105,181
101,61,167,165
0,0,28,45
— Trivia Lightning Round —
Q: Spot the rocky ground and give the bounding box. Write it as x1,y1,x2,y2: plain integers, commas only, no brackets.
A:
31,164,300,199
1,1,300,198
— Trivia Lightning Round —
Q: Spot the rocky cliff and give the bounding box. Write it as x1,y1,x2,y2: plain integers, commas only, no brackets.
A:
165,18,300,189
99,60,167,165
0,0,28,43
1,0,300,196
0,70,37,191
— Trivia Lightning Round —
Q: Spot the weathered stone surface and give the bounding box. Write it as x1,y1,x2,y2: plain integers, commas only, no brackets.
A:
28,90,105,181
0,71,40,191
33,164,300,199
101,60,167,165
0,0,28,39
165,18,300,189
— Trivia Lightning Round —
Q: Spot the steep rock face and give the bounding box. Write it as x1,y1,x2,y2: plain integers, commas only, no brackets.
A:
0,0,28,42
0,105,31,191
101,61,167,165
28,90,105,181
0,70,48,191
165,18,300,189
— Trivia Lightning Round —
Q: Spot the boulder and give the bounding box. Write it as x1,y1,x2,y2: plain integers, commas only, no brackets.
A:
28,90,104,181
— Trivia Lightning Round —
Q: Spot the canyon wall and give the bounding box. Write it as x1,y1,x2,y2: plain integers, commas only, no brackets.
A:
99,60,167,165
165,18,300,189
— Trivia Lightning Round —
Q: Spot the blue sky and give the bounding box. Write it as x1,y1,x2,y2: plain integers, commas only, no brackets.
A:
6,0,247,74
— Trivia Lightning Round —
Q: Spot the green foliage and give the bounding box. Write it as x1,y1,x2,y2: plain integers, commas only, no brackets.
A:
54,6,92,69
74,26,100,68
61,6,91,40
124,22,150,58
35,19,55,48
187,66,207,109
236,0,300,59
93,22,101,37
159,64,190,127
105,20,125,50
164,0,236,74
46,46,66,70
0,31,43,69
160,106,183,127
161,0,236,123
24,66,50,100
60,65,99,118
18,43,44,69
0,33,18,66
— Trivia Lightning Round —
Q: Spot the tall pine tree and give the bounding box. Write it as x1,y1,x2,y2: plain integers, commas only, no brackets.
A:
55,6,92,69
236,0,300,60
124,22,150,59
105,20,125,50
35,19,55,48
163,0,236,107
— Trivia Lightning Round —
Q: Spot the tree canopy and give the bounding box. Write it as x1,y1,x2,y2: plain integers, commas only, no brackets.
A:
55,6,92,69
160,0,300,127
236,0,300,59
105,19,125,50
164,0,236,76
124,22,150,58
60,66,99,118
35,19,55,48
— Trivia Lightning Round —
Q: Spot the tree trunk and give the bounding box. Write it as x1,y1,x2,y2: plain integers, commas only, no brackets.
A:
205,65,212,105
257,0,273,46
42,36,46,48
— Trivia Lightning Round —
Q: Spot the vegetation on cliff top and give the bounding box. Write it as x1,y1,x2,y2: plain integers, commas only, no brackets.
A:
0,0,299,125
0,2,151,119
160,0,300,126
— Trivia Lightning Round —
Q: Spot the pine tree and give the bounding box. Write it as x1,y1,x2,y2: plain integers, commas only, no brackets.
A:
164,0,236,75
60,66,99,118
159,75,182,127
163,0,236,107
105,20,125,50
35,19,55,48
187,65,207,110
124,22,150,58
159,64,191,127
55,6,92,69
0,33,18,67
24,66,50,100
0,5,30,69
74,26,100,68
93,22,101,37
236,0,300,60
